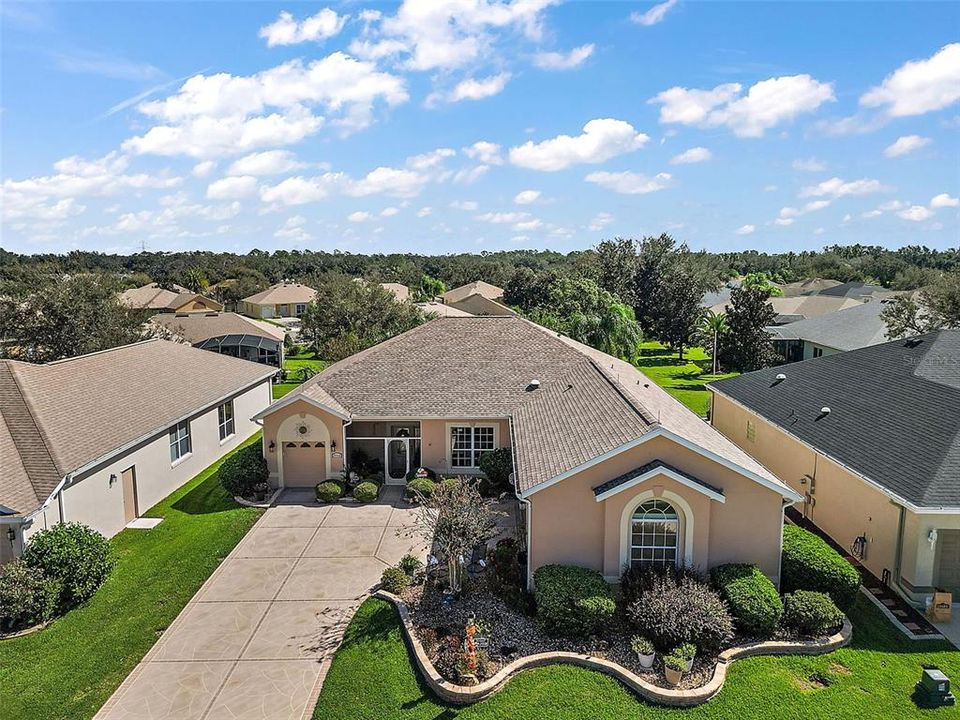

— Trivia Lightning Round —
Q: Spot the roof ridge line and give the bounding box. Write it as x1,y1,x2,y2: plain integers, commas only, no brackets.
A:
45,338,159,365
585,357,659,427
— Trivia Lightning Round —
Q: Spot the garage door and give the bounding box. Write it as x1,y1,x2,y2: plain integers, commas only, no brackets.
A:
282,443,325,487
938,530,960,594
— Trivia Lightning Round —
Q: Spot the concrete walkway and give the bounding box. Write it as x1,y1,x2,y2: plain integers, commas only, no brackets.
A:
95,486,428,720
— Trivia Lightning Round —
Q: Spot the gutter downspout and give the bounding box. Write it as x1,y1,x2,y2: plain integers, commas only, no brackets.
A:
341,417,353,478
892,504,906,594
507,420,533,591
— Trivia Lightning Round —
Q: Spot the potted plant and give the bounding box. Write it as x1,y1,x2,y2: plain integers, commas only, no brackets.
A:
630,635,656,669
678,642,696,671
663,652,686,687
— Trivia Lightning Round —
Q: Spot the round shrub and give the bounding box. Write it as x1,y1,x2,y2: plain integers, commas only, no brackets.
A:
533,564,615,637
440,477,462,491
626,573,734,653
478,448,513,495
218,443,269,498
710,563,783,637
406,478,436,501
781,525,860,611
23,522,113,608
380,566,411,595
783,590,845,636
353,481,379,503
315,481,344,503
0,560,61,631
398,554,423,576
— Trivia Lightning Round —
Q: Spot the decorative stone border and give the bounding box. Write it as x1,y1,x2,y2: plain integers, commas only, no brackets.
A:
233,489,282,508
375,590,853,707
0,620,48,641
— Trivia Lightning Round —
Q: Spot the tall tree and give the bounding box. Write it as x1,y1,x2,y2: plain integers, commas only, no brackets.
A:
717,288,778,372
881,271,960,338
698,310,728,374
415,274,446,301
0,275,145,363
592,237,638,303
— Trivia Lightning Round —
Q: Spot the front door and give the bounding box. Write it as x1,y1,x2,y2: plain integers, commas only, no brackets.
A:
121,466,139,523
385,439,408,485
937,530,960,594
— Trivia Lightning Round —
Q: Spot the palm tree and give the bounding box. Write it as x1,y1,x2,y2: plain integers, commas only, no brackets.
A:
700,310,728,375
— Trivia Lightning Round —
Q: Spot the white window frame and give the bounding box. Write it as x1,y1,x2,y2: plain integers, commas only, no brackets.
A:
169,420,192,464
218,400,235,442
446,423,498,469
295,303,307,315
629,499,679,569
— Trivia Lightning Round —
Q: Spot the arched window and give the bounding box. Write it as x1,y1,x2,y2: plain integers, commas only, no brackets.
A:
630,499,679,569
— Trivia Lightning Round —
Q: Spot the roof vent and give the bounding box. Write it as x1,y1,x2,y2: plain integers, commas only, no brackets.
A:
776,373,786,381
816,406,831,421
527,379,541,391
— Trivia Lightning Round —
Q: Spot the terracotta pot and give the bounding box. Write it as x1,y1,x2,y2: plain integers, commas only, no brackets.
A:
664,664,684,687
685,656,695,672
637,651,656,669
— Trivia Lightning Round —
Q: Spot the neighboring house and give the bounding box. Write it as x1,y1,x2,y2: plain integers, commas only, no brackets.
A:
255,317,801,587
442,280,504,305
120,283,223,314
768,297,900,362
440,280,513,314
815,281,897,301
151,312,287,367
709,331,960,603
380,282,410,302
712,294,863,325
416,301,473,317
240,282,316,319
0,340,274,563
779,278,844,297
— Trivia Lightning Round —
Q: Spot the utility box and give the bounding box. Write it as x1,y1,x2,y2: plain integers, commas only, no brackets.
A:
915,668,956,708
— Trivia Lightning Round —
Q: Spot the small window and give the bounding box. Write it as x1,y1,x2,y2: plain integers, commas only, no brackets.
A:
295,303,307,315
169,420,192,463
450,425,496,468
218,400,235,441
746,419,756,442
812,346,824,358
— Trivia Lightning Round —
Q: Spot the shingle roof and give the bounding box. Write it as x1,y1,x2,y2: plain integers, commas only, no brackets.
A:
710,294,863,323
242,282,317,305
416,302,473,318
0,340,275,516
277,317,789,495
710,330,960,509
151,312,285,345
592,460,724,499
767,297,899,351
447,294,515,317
442,281,504,304
162,292,223,312
119,283,189,309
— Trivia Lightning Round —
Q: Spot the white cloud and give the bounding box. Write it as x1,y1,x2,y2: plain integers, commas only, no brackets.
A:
588,212,614,231
406,148,456,172
930,193,959,208
463,141,503,164
347,211,372,222
206,175,258,200
476,211,529,224
123,53,408,158
192,160,216,177
861,43,960,117
513,218,543,231
380,206,400,216
631,0,679,26
509,118,649,171
259,9,348,46
800,177,885,198
774,218,794,227
792,157,826,172
650,75,834,137
883,135,932,158
416,206,432,217
260,175,335,205
514,190,541,205
453,165,491,184
670,146,712,164
763,184,778,192
735,224,755,235
584,170,672,194
450,200,479,211
533,43,594,70
898,205,934,222
275,215,311,242
350,166,430,197
431,73,511,105
227,150,308,176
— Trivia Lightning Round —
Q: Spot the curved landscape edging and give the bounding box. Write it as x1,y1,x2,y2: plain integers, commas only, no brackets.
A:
374,590,853,707
0,620,48,641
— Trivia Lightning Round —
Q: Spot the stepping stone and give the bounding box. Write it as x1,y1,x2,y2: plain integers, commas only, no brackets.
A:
881,598,897,606
904,622,921,631
893,609,907,617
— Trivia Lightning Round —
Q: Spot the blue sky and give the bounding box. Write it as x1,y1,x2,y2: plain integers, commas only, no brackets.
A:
2,1,958,256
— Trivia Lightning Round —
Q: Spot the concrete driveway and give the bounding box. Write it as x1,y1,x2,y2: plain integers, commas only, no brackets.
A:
95,486,427,720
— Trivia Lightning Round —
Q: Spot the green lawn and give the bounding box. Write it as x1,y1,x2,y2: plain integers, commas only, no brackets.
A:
635,341,738,417
0,435,263,720
273,351,328,399
313,596,960,720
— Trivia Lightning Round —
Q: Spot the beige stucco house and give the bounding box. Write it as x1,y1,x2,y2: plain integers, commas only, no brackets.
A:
0,340,274,563
709,330,960,605
151,312,287,367
240,282,317,319
119,282,223,314
255,317,800,587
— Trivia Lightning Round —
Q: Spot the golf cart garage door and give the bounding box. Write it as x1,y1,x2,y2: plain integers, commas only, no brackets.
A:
282,443,325,487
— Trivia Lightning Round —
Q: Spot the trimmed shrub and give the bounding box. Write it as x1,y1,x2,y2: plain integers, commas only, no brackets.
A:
406,478,436,501
22,522,113,608
626,573,734,653
380,567,411,595
478,448,513,495
0,560,61,630
440,477,462,491
710,563,783,637
783,590,845,636
315,481,344,503
218,443,269,498
398,554,423,576
533,564,615,637
619,564,700,607
352,481,379,503
781,525,860,611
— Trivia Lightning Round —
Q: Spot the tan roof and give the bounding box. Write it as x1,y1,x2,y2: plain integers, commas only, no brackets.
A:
442,280,504,304
0,340,275,516
380,283,410,301
270,317,790,495
119,282,189,309
242,282,317,305
448,294,514,317
416,302,473,318
162,292,223,312
779,278,843,297
710,294,862,322
151,312,285,345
